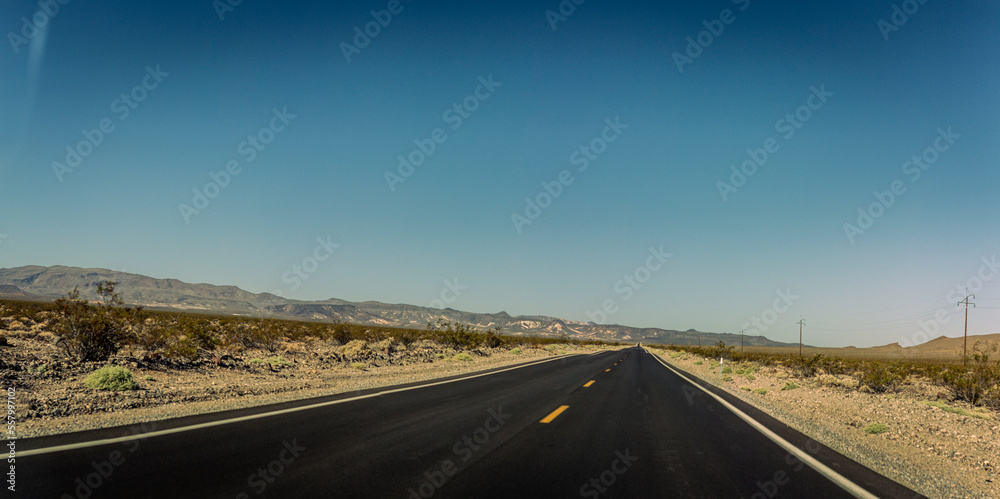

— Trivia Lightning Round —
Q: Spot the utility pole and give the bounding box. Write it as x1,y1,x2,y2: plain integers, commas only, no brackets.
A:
797,319,806,357
958,290,976,365
740,328,744,354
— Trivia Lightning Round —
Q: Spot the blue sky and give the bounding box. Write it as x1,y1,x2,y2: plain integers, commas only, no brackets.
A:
1,0,998,347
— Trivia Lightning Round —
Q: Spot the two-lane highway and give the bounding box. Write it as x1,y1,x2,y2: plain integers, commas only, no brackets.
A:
18,348,922,498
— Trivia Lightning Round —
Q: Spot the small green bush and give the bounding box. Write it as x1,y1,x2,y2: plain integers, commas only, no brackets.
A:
723,375,733,382
143,375,154,381
693,361,703,365
864,423,888,434
454,353,473,362
721,366,732,374
782,382,799,391
510,347,522,355
350,362,367,370
753,388,768,395
741,386,751,392
83,366,138,391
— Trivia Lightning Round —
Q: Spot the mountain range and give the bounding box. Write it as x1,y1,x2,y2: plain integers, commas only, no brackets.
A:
0,265,800,347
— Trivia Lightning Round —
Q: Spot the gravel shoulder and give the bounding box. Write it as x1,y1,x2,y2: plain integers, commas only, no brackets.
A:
650,348,999,499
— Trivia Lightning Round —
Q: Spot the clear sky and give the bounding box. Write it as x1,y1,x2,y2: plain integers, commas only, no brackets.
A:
2,0,998,347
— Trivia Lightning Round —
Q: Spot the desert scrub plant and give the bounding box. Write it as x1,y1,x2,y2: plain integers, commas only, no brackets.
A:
781,382,799,390
509,347,522,355
721,366,732,374
753,388,768,395
920,400,992,420
937,344,1000,407
856,361,907,393
741,386,751,392
693,361,703,365
350,362,367,370
863,423,888,434
83,366,138,391
163,336,200,361
453,353,473,362
54,283,130,362
723,375,733,382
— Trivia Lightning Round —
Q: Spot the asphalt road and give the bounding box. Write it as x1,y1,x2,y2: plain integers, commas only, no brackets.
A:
15,348,924,498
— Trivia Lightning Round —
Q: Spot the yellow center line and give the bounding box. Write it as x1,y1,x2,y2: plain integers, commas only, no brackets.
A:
604,368,611,372
583,380,595,387
539,405,570,424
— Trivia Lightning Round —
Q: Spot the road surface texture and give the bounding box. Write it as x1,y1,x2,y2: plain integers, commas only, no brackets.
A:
17,348,923,498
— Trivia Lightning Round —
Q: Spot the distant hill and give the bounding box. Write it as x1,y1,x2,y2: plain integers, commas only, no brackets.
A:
0,284,46,301
0,265,800,347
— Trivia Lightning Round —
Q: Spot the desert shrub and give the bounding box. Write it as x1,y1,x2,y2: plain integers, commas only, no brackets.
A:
127,310,172,354
163,336,199,361
510,347,522,355
937,345,1000,407
782,382,799,390
710,341,736,360
864,423,888,434
428,319,481,350
721,366,732,374
788,354,829,378
454,353,473,362
856,361,907,393
753,388,768,395
83,366,138,391
54,283,130,362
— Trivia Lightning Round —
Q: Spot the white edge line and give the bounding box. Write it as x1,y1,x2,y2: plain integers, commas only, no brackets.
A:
21,354,575,457
647,350,878,499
